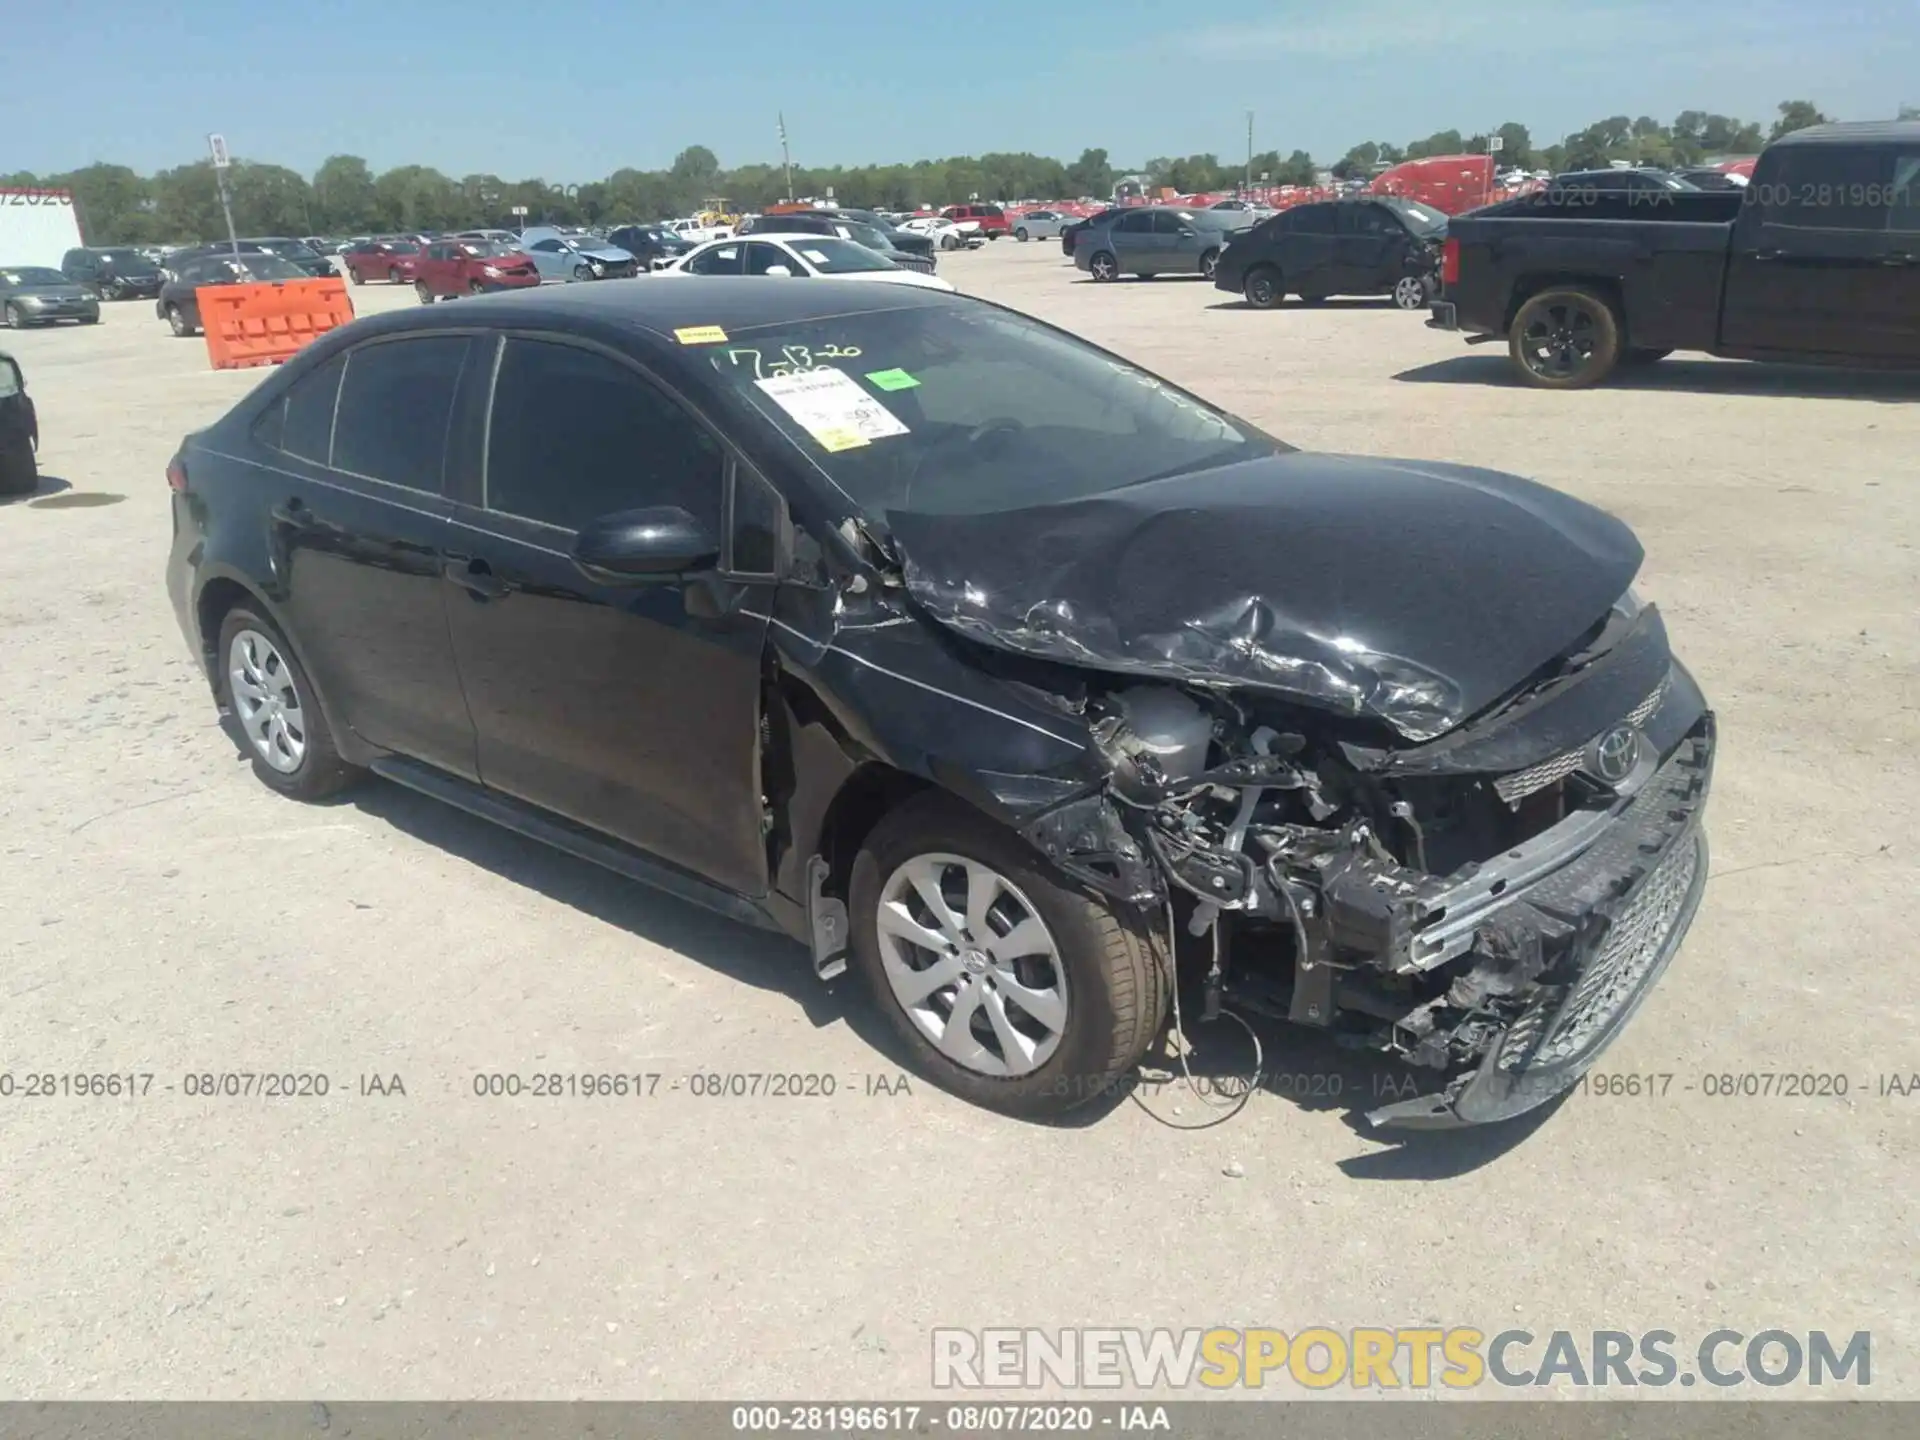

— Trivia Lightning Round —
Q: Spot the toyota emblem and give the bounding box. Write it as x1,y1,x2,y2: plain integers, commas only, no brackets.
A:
1589,726,1640,784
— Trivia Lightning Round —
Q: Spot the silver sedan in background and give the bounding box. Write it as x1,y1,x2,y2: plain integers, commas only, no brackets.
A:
1011,210,1073,241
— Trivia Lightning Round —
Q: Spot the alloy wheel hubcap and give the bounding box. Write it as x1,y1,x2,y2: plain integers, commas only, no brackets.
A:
1395,277,1424,307
228,629,307,773
1523,303,1597,377
876,853,1068,1078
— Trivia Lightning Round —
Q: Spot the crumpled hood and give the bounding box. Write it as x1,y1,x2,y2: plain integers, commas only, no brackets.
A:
886,452,1643,740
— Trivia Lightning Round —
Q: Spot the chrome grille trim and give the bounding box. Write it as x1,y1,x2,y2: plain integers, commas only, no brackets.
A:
1492,678,1667,804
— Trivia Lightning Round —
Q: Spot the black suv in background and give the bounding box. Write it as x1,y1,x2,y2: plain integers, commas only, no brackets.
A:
61,246,166,300
238,237,338,278
1213,197,1448,309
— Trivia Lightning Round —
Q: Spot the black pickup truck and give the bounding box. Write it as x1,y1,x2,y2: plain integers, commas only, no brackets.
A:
1429,121,1920,387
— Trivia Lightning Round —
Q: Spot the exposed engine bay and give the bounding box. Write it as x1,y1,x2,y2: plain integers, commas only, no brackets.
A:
1015,653,1715,1128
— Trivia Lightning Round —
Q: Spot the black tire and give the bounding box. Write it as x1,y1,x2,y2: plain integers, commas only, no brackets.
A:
81,313,100,325
1087,250,1119,283
0,433,36,496
4,302,27,330
1510,286,1623,389
415,280,436,305
1243,265,1282,309
387,267,402,284
214,604,358,801
941,234,959,251
165,303,195,338
1622,347,1672,366
1198,248,1220,280
350,267,365,286
470,280,486,294
1015,227,1029,242
573,263,593,281
849,792,1169,1118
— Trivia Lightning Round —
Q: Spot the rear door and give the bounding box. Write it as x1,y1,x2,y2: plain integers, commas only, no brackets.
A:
1107,209,1155,270
255,335,480,777
1721,143,1893,355
439,333,775,896
685,240,744,275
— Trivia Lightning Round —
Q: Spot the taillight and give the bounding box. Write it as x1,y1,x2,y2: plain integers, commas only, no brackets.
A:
166,456,188,493
1441,236,1460,287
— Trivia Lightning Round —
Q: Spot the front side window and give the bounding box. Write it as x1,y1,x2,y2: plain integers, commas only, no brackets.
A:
1114,211,1154,234
331,337,469,490
1754,147,1889,231
746,242,803,276
1887,152,1920,233
701,304,1282,519
485,338,723,533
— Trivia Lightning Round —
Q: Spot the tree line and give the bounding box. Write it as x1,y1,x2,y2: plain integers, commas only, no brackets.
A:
4,99,1901,246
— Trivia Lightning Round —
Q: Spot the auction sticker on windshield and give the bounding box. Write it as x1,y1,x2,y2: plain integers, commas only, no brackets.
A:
673,325,728,344
756,368,909,453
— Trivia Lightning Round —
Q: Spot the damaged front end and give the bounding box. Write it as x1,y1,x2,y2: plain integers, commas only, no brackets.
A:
1010,637,1714,1130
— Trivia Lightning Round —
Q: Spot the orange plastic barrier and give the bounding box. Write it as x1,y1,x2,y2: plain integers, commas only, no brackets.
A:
198,278,356,370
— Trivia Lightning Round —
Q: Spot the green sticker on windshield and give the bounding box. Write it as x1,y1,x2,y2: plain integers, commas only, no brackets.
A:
865,368,920,391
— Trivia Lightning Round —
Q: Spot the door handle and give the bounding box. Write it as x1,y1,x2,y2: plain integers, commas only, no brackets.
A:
443,557,509,600
271,498,317,530
1753,248,1787,261
1882,253,1915,267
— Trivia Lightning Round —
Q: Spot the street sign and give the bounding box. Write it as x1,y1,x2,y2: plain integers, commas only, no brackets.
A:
207,133,231,169
1488,136,1504,153
510,204,529,217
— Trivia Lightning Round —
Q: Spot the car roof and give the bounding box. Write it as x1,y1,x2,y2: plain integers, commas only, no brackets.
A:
337,274,954,344
1768,120,1920,148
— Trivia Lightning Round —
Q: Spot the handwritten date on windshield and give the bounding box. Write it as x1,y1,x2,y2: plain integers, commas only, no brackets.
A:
723,344,862,380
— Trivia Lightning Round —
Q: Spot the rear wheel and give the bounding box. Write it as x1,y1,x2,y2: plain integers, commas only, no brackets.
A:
4,302,26,329
349,267,365,286
849,793,1168,1118
1198,247,1220,280
414,280,435,305
1510,286,1623,389
388,267,402,284
1088,250,1118,282
1243,265,1282,309
1015,227,1029,242
215,606,358,801
470,280,487,295
166,303,195,337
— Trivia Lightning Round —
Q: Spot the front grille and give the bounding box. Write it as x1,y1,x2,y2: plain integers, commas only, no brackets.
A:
1498,831,1701,1071
895,253,935,275
1493,678,1667,804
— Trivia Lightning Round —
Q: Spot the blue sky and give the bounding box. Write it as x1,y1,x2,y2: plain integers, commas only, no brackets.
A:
5,0,1915,179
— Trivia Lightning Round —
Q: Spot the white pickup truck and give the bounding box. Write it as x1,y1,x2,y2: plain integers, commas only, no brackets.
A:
665,217,734,245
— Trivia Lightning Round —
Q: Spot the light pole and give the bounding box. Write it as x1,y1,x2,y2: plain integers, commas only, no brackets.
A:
779,113,794,202
1245,110,1253,196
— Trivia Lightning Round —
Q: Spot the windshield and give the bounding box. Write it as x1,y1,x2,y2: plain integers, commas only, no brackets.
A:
97,248,160,272
461,240,519,257
232,256,309,282
777,237,895,274
698,304,1283,519
1383,199,1448,232
254,239,319,259
2,268,69,287
832,220,893,251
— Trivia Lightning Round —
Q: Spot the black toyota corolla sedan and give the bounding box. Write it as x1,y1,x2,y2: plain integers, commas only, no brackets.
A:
165,280,1714,1126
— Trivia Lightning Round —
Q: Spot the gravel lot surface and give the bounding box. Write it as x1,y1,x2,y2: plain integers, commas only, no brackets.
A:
2,242,1915,1399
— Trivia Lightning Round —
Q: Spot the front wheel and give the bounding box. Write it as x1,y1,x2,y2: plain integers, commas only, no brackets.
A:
1243,265,1282,309
0,433,36,496
1088,250,1118,282
388,267,402,284
166,303,195,337
1198,248,1220,280
1392,274,1429,310
215,606,358,801
349,267,365,286
849,793,1168,1118
1015,227,1029,242
414,280,436,305
4,302,26,330
1510,286,1623,389
573,263,593,281
940,234,959,250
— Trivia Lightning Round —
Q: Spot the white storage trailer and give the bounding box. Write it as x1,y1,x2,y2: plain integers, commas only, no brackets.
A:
0,189,87,267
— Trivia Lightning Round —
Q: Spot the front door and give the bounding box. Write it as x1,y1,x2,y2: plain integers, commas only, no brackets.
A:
1721,143,1894,356
440,334,774,898
263,335,480,778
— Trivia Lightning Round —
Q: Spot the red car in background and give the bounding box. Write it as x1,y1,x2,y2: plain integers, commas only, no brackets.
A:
341,239,422,285
939,203,1011,239
411,238,541,301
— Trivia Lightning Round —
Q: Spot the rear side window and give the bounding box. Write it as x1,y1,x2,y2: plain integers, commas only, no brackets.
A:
278,354,346,463
1889,152,1920,233
331,337,469,490
1754,145,1891,231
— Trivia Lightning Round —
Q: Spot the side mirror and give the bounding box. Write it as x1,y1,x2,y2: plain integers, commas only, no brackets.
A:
762,264,793,277
571,505,718,583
